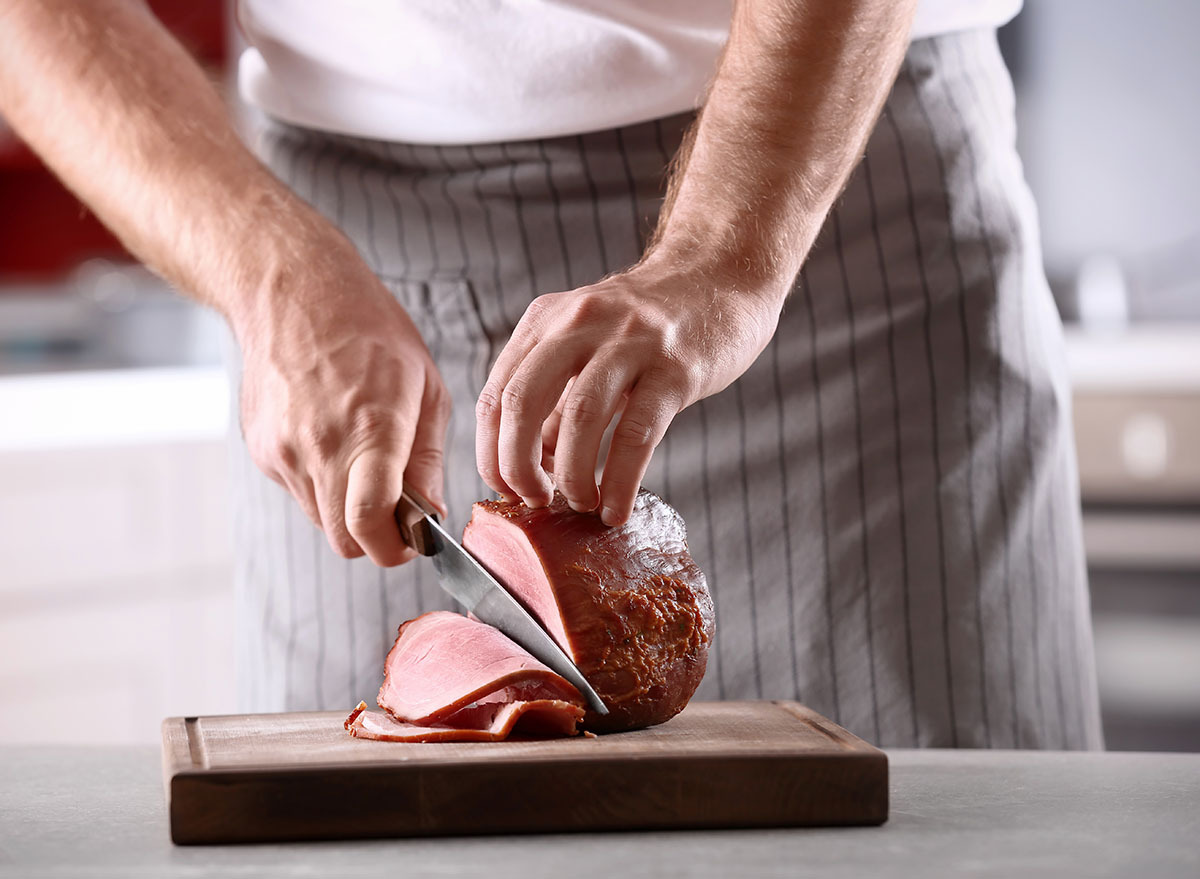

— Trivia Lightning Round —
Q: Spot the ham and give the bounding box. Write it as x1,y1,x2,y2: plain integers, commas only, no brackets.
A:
346,612,586,742
345,697,584,742
346,489,714,741
462,490,714,733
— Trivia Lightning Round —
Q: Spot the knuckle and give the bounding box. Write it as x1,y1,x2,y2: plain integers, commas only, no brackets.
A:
615,307,656,339
528,291,563,318
556,472,598,501
655,359,699,402
497,460,527,490
329,532,364,560
246,427,289,471
613,414,658,449
243,431,270,469
476,387,503,422
498,459,542,496
561,389,608,424
521,295,554,332
477,459,502,485
554,459,590,488
500,378,533,416
345,501,389,537
371,544,411,568
350,405,398,441
566,293,606,326
623,309,655,334
264,436,299,473
407,445,445,475
300,420,340,462
682,359,706,394
653,329,680,361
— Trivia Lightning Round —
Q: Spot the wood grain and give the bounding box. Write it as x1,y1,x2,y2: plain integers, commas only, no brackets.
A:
162,700,887,844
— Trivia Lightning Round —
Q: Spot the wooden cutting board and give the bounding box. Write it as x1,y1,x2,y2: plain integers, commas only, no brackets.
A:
162,700,887,844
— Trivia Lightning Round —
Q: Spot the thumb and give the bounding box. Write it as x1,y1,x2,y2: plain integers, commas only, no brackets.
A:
405,379,451,518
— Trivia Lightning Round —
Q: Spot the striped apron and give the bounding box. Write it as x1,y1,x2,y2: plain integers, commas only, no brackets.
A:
231,27,1105,749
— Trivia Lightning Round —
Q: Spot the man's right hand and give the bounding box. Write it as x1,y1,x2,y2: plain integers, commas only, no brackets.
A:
236,231,451,567
0,0,450,567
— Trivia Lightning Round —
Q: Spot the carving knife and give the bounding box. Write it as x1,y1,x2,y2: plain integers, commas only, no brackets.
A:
394,484,608,715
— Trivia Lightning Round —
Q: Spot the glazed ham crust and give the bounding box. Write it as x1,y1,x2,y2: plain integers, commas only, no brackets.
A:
462,489,715,733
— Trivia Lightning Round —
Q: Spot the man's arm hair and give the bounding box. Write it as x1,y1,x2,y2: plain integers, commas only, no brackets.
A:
0,0,335,334
0,0,457,565
646,0,919,300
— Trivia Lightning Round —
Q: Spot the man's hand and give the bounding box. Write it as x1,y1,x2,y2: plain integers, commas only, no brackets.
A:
475,257,783,526
0,0,452,566
476,0,917,523
237,234,450,566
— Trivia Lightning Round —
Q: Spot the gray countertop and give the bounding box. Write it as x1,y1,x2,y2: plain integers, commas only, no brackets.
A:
1,746,1197,878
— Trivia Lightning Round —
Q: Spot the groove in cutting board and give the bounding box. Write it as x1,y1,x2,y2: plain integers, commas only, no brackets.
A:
183,717,207,770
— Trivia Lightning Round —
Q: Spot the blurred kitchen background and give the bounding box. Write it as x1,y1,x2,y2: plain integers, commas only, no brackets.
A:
1,1,1197,749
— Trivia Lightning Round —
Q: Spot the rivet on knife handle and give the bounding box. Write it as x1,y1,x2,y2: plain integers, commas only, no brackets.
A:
395,485,441,557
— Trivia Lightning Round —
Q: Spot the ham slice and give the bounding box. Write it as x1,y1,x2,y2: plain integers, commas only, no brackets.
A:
345,697,584,742
462,489,714,733
345,489,714,742
346,611,586,742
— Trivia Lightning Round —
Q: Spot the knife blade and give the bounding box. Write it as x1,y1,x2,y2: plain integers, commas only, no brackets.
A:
394,485,608,715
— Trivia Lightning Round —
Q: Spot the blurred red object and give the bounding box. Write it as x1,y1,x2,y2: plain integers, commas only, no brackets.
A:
0,0,227,282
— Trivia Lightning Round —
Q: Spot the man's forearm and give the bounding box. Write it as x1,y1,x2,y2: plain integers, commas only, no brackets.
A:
646,0,918,301
0,0,330,334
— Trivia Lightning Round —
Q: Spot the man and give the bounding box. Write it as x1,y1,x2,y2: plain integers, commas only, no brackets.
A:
0,0,1102,748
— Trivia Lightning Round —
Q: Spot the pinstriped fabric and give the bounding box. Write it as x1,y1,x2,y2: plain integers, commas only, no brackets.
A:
831,210,882,744
859,151,920,742
768,320,801,704
940,38,1092,750
614,128,646,252
798,266,842,723
900,65,998,747
962,36,1098,749
878,100,963,746
231,27,1103,749
692,398,726,699
912,49,1018,747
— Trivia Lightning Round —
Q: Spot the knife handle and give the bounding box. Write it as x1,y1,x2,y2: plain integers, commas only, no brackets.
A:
394,484,441,557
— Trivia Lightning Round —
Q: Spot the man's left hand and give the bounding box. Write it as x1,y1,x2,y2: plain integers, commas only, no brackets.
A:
475,257,784,526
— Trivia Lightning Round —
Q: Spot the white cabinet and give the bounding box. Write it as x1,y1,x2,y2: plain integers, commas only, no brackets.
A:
0,368,236,744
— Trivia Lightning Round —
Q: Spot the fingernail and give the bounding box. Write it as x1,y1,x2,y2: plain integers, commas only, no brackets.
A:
600,506,619,526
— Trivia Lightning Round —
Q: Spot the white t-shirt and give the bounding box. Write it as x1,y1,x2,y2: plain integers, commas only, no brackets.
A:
237,1,1022,144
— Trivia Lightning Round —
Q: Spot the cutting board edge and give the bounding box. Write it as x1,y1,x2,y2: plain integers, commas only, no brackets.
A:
168,749,888,844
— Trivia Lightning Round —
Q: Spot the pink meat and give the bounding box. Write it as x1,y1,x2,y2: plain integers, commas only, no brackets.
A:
462,490,714,732
344,490,712,742
345,611,586,742
345,698,584,742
